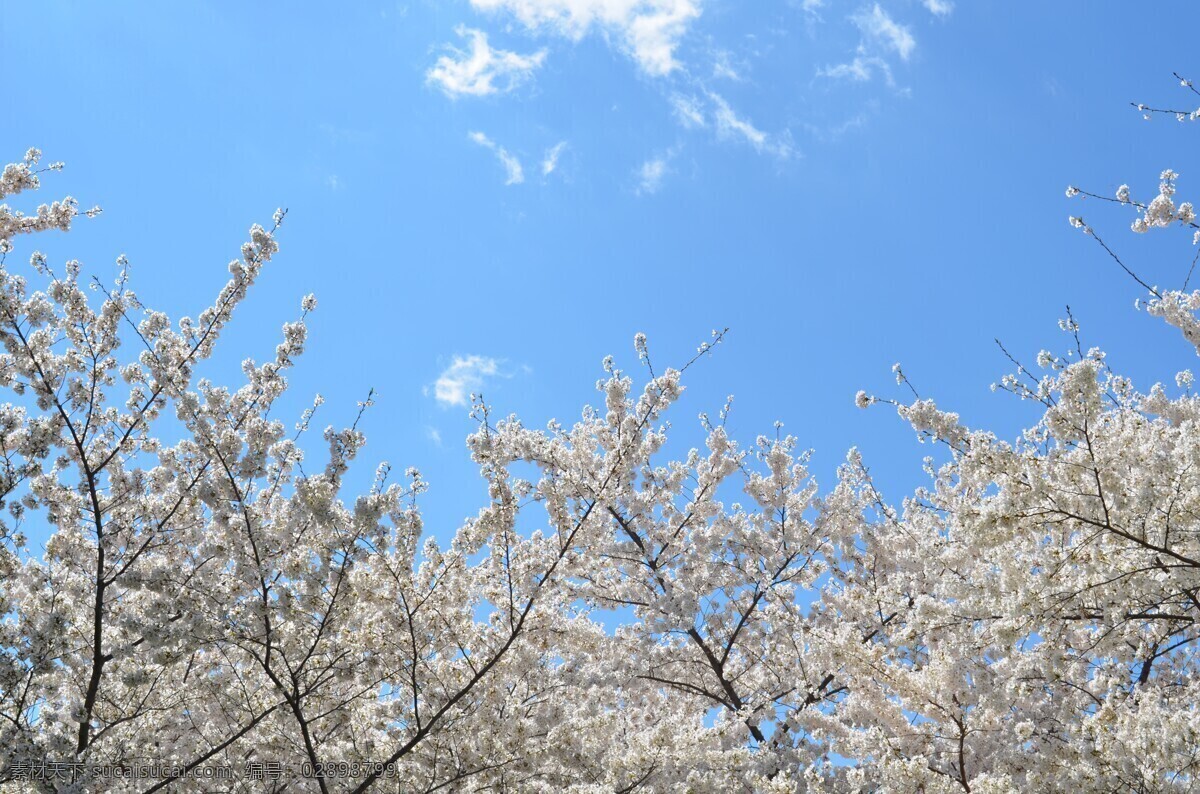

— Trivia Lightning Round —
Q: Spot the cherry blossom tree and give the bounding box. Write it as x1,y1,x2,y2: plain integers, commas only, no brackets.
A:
1,71,1199,793
0,149,631,792
811,74,1200,791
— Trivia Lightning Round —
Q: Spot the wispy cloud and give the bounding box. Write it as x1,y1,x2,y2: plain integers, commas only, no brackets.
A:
670,93,706,129
711,93,765,147
428,26,546,97
468,0,701,76
922,0,953,17
710,93,794,158
426,427,443,446
637,155,671,195
664,92,794,158
541,141,567,175
803,111,871,142
817,54,893,85
852,4,915,61
432,355,502,407
468,131,525,184
712,49,742,81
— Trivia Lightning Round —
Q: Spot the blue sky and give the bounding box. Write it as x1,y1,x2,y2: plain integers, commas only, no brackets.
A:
4,2,1200,542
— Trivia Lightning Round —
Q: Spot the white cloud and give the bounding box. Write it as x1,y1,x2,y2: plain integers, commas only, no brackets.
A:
494,151,524,184
709,93,794,158
433,355,501,407
802,111,870,142
711,93,765,148
637,157,669,195
426,427,443,446
817,54,893,85
542,141,567,175
712,49,741,81
428,27,546,97
468,0,701,76
670,93,706,128
469,131,525,184
922,0,953,16
665,93,793,158
818,57,870,82
852,4,915,61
